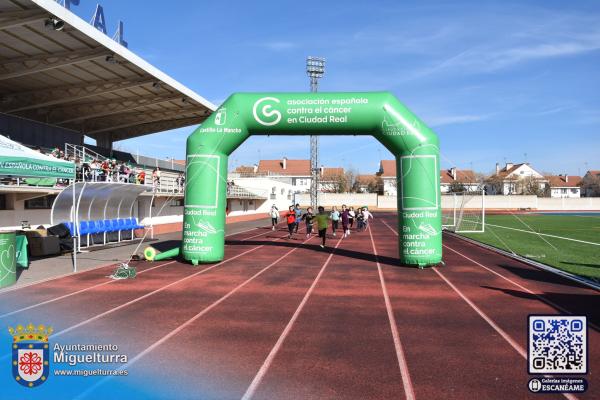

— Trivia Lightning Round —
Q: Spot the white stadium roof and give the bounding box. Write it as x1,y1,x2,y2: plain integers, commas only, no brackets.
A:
0,0,215,143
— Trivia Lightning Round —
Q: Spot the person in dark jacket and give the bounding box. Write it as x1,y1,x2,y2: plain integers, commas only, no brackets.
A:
340,204,350,237
302,207,315,238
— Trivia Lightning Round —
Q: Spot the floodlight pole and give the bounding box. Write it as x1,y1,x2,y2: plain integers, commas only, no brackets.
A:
306,56,325,210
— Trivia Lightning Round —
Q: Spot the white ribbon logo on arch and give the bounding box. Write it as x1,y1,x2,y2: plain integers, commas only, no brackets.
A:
252,97,282,126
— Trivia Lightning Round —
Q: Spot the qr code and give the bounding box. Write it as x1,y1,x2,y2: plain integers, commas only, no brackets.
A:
528,315,587,374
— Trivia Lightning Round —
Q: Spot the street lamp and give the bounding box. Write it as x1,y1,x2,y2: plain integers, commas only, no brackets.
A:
306,56,325,209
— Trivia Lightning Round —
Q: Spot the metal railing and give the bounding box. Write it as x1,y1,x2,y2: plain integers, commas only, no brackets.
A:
226,185,268,199
64,143,105,163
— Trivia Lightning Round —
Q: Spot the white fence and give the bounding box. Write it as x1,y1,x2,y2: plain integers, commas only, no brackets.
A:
295,193,379,207
379,195,600,210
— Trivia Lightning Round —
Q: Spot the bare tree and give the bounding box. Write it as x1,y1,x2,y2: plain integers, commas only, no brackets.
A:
367,176,384,194
484,174,504,195
321,172,349,193
448,181,467,193
581,173,600,197
522,176,546,196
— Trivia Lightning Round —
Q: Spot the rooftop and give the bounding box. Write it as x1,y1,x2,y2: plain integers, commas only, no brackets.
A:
0,0,214,143
546,175,582,188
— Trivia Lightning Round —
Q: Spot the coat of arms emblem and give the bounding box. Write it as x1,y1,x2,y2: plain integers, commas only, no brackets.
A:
9,323,52,388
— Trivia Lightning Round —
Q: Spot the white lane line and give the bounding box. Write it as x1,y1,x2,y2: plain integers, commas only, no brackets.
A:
368,225,415,400
75,233,316,400
0,261,176,319
0,222,274,295
0,225,277,317
241,236,345,400
485,223,600,246
434,267,526,356
442,243,600,331
0,238,277,363
432,268,578,400
381,217,578,400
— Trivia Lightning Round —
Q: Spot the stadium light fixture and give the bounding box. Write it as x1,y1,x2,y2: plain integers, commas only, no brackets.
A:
44,17,65,31
306,56,326,92
306,56,325,210
105,55,119,64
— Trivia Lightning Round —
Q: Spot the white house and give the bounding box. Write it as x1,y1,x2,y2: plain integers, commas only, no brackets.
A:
486,162,546,195
355,174,380,193
226,176,297,217
546,175,582,198
440,167,480,193
378,160,397,196
233,158,344,194
378,161,480,195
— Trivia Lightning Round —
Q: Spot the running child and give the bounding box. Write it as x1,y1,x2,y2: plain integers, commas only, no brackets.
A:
294,203,302,233
314,206,329,248
269,204,279,230
301,207,315,238
356,208,365,232
362,207,374,229
330,206,340,236
340,205,350,237
348,206,355,228
285,205,296,239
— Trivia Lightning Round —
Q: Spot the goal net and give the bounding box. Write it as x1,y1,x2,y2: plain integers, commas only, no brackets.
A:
442,190,485,233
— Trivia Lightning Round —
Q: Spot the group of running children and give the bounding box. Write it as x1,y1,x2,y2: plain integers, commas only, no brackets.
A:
269,204,373,248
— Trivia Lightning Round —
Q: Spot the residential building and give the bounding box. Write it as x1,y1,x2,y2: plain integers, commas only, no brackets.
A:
232,158,344,193
485,162,546,195
355,175,380,193
440,168,480,193
378,160,480,195
546,175,582,198
377,160,397,196
581,170,600,197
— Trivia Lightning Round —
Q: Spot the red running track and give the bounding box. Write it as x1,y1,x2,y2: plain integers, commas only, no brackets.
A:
1,213,597,400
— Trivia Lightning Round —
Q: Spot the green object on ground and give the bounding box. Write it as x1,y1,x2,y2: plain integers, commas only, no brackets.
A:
0,231,16,288
144,246,157,261
110,263,136,280
461,214,600,279
183,92,442,267
15,235,28,268
151,247,180,262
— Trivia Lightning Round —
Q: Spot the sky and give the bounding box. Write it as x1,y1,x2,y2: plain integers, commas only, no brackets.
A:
69,0,600,176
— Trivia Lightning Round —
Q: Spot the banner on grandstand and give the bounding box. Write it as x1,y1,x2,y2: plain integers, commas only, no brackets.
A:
0,134,75,179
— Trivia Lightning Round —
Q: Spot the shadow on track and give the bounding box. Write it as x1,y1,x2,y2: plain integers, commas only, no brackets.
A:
497,263,589,289
225,238,416,269
480,285,600,328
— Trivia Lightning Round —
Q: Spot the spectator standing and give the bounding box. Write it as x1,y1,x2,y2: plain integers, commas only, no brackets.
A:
138,169,146,184
153,168,161,190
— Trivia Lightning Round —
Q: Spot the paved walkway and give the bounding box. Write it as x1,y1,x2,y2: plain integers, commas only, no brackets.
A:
8,217,274,290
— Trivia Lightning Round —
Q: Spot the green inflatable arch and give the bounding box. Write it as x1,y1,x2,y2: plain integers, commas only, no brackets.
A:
156,92,442,267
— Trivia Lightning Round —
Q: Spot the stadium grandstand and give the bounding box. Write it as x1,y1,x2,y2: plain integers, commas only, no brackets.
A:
0,0,216,231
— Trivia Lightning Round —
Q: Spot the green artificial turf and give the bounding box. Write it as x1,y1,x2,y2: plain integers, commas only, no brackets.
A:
460,214,600,280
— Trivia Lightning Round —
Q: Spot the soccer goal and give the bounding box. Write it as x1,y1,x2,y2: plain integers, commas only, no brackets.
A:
442,190,485,233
